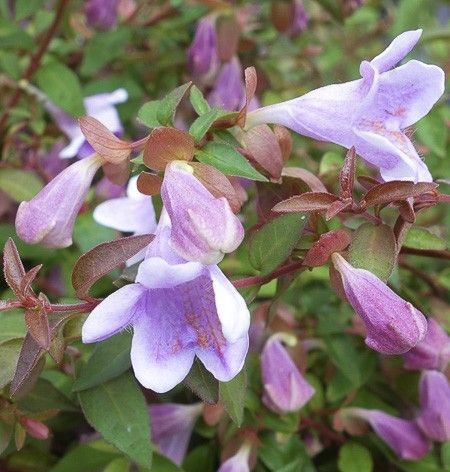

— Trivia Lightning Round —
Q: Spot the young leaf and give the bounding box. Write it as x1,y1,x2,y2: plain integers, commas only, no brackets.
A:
136,172,163,196
189,109,227,142
282,167,328,192
196,142,267,181
303,229,352,267
219,368,247,426
249,213,307,276
339,147,356,197
403,227,447,251
73,332,132,391
237,67,257,127
3,238,27,298
78,372,152,468
184,359,219,404
72,234,154,299
138,100,162,128
157,82,192,126
273,192,340,213
189,85,211,115
24,308,50,350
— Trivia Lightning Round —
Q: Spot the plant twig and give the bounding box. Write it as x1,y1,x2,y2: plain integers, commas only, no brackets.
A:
400,247,450,260
232,260,305,288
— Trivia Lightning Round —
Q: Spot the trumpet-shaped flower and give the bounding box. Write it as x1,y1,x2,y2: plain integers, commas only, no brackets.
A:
15,155,103,248
161,161,244,265
85,0,118,30
187,16,219,83
332,253,427,354
44,88,128,159
149,403,203,465
208,57,245,111
288,0,308,36
345,408,431,460
94,176,157,265
404,318,450,371
82,215,250,393
217,443,251,472
261,335,315,413
416,370,450,442
246,30,445,182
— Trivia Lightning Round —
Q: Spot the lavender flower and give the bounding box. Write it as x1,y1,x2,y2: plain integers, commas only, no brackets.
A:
288,0,308,36
161,161,244,265
94,176,157,265
149,403,203,465
15,155,103,248
416,370,450,442
208,57,245,111
43,88,128,159
261,335,315,413
246,30,445,182
187,16,219,83
85,0,118,30
331,253,427,354
217,443,251,472
345,408,431,460
82,213,250,393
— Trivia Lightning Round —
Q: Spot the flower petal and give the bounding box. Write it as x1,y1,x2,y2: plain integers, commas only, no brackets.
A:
370,29,422,73
82,283,146,343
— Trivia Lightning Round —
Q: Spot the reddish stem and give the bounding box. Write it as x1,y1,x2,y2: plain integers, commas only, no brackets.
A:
232,260,305,288
49,299,101,313
400,247,450,260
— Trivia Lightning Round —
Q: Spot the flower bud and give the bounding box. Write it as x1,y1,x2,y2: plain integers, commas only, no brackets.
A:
416,370,450,442
218,443,251,472
161,161,244,264
331,253,427,354
19,417,50,440
15,155,102,248
208,57,245,112
261,335,315,413
404,318,450,371
345,408,431,460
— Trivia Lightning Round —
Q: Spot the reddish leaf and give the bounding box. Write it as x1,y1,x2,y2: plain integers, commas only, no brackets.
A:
303,229,352,267
24,308,50,350
237,67,257,127
281,168,327,192
397,198,416,223
137,172,163,196
19,265,42,297
102,160,130,186
240,125,283,180
357,175,380,191
79,116,132,163
361,181,438,208
271,0,293,32
394,216,412,250
325,198,352,220
216,15,240,62
339,147,356,197
273,125,292,163
273,192,340,213
143,127,195,171
3,238,27,298
190,162,241,213
72,234,154,299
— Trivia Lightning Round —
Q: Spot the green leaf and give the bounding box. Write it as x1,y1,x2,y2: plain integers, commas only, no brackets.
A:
189,109,227,142
349,223,396,281
137,100,161,128
157,82,192,126
183,444,216,472
35,62,85,116
441,442,450,470
73,213,116,253
0,310,26,343
196,143,267,181
78,372,152,468
189,85,211,115
338,442,373,472
416,110,447,158
249,214,307,276
0,338,22,389
15,0,45,20
0,169,43,202
403,227,447,251
184,359,219,404
18,378,77,412
73,332,132,391
81,28,131,76
219,368,247,426
144,453,184,472
0,420,13,455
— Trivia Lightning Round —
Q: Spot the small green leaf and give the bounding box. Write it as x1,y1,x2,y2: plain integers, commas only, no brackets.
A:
0,169,43,202
157,82,192,126
137,100,161,128
73,213,116,253
189,85,211,115
338,442,373,472
196,142,267,181
0,310,26,344
0,338,22,389
73,332,132,391
18,378,77,412
189,109,227,142
441,442,450,469
184,359,219,404
78,372,152,468
349,223,396,281
219,368,247,426
35,62,85,116
0,421,13,456
249,214,307,276
404,227,447,251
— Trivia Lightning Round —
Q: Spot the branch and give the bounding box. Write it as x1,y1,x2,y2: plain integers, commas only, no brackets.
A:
400,247,450,260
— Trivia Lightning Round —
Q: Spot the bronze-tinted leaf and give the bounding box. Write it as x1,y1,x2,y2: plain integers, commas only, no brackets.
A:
19,265,42,297
325,198,352,220
102,160,130,186
282,167,328,192
339,147,356,197
357,175,380,191
72,234,154,299
273,192,340,213
271,0,293,32
24,309,50,350
190,162,241,213
240,125,283,180
3,238,27,298
79,116,132,163
143,127,195,171
216,14,240,62
237,67,257,127
136,172,163,196
303,229,352,267
397,198,416,223
273,125,292,163
361,181,438,208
